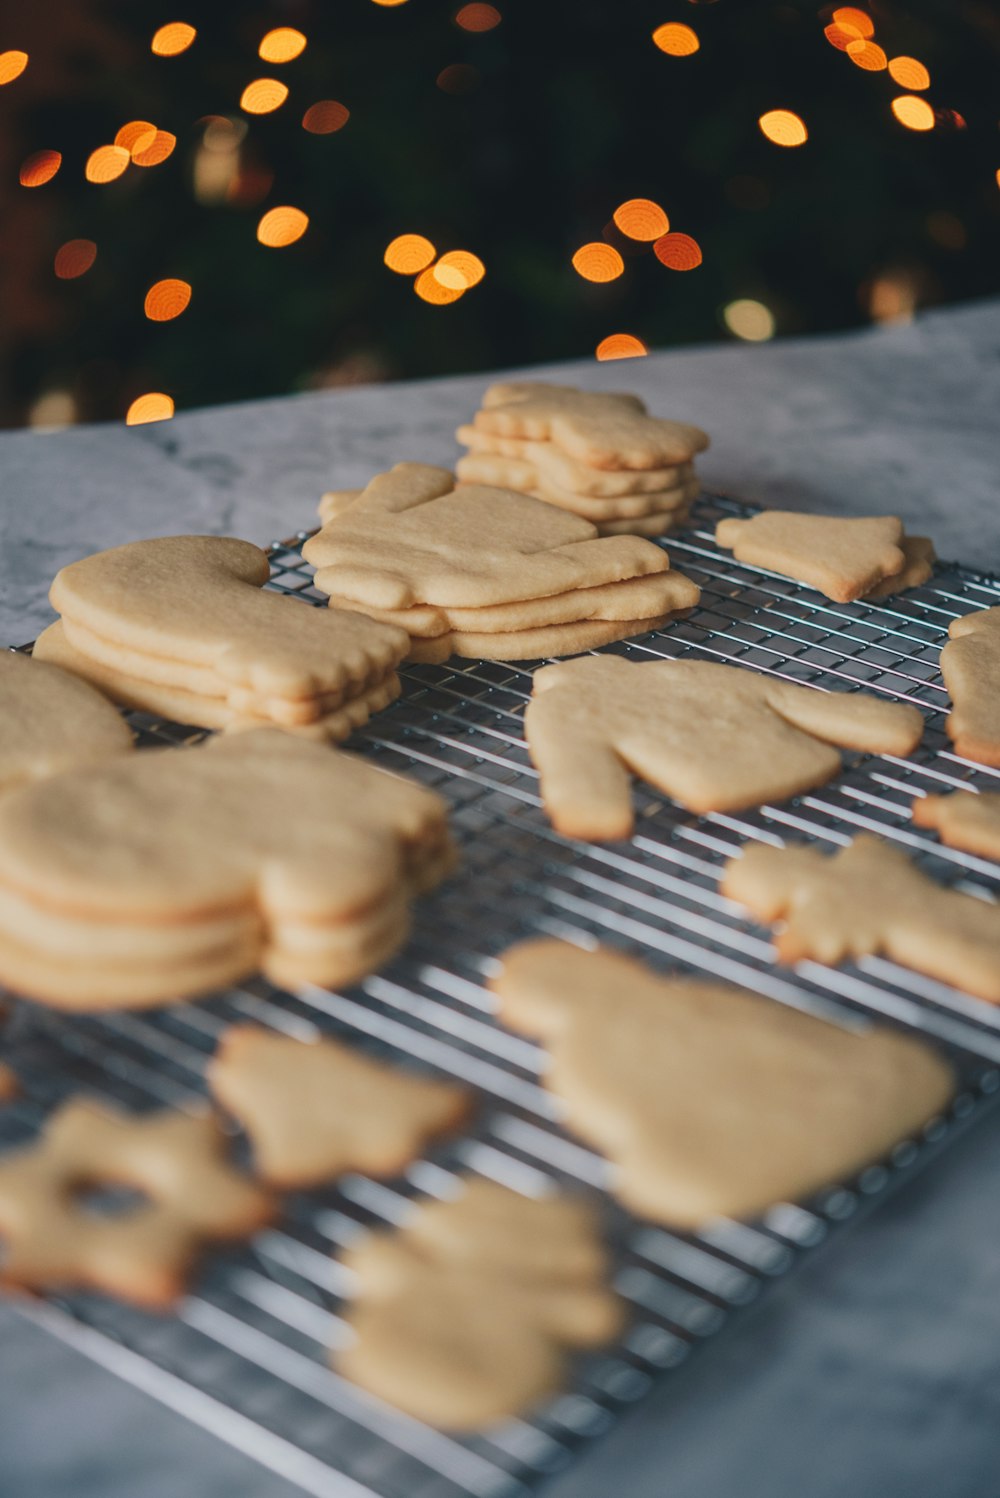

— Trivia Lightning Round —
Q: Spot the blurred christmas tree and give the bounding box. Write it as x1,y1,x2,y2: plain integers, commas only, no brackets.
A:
0,0,997,428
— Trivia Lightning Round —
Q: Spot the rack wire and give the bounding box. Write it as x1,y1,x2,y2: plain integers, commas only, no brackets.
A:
5,490,1000,1498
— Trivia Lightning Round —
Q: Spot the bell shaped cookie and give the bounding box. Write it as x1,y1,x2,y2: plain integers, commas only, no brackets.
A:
941,608,1000,767
492,940,952,1226
715,512,907,602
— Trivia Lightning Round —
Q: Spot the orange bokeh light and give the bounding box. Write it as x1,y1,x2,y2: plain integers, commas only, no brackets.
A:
823,23,862,51
85,145,130,184
612,198,669,241
455,4,502,31
846,38,887,71
758,109,808,147
0,50,28,85
126,393,175,425
259,27,307,63
651,23,699,57
19,150,62,188
384,234,437,274
371,0,410,6
832,7,873,37
54,239,97,279
132,130,176,167
572,242,625,283
596,334,648,362
151,22,196,56
433,250,486,290
653,232,702,271
892,95,935,132
257,206,309,247
888,56,930,90
302,100,350,134
414,268,464,304
144,278,192,321
240,78,289,114
115,120,158,156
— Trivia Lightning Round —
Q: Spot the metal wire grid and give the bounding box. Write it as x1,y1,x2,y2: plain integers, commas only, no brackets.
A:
6,490,1000,1498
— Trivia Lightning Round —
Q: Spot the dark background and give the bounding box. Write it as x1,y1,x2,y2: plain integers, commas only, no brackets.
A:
0,0,997,429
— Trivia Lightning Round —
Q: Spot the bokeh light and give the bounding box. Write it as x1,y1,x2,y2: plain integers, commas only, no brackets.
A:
653,232,702,270
758,109,808,147
612,199,669,241
259,28,307,63
414,268,465,304
454,4,502,32
28,391,77,429
433,250,486,290
370,0,410,6
832,8,873,37
257,206,309,247
437,64,479,93
240,79,289,115
126,392,175,424
384,234,437,274
892,95,935,132
151,23,196,57
595,334,647,361
115,120,158,156
846,39,887,72
652,23,699,57
868,272,917,324
0,50,28,85
888,57,930,91
85,145,130,184
723,298,775,341
54,240,97,279
132,131,176,167
144,278,192,321
824,24,863,52
19,150,62,188
302,100,350,134
572,242,625,282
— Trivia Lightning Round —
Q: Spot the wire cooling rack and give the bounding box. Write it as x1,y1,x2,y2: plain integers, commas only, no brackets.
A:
6,490,1000,1498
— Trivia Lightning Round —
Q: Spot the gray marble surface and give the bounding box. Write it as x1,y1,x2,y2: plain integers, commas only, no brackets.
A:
2,298,1000,1498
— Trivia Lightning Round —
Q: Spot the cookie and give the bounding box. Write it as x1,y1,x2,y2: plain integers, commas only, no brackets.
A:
864,535,936,600
0,728,454,1009
525,657,923,839
0,1099,274,1307
715,512,907,602
455,423,694,497
0,1063,18,1103
41,535,409,736
0,650,132,796
336,1177,623,1428
475,382,709,470
303,464,698,660
722,833,1000,1002
491,940,953,1226
940,608,1000,767
913,790,1000,860
455,451,694,519
35,621,401,741
209,1025,469,1187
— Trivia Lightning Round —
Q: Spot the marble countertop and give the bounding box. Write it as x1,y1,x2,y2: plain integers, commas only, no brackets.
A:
2,298,1000,1498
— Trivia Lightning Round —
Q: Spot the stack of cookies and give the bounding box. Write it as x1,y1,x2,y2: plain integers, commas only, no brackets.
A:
0,729,455,1010
454,381,709,538
32,536,410,738
306,463,701,662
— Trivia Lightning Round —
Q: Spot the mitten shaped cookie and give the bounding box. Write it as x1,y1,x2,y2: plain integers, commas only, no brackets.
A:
723,834,1000,1002
336,1178,623,1427
491,940,952,1226
913,790,1000,860
525,657,923,838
